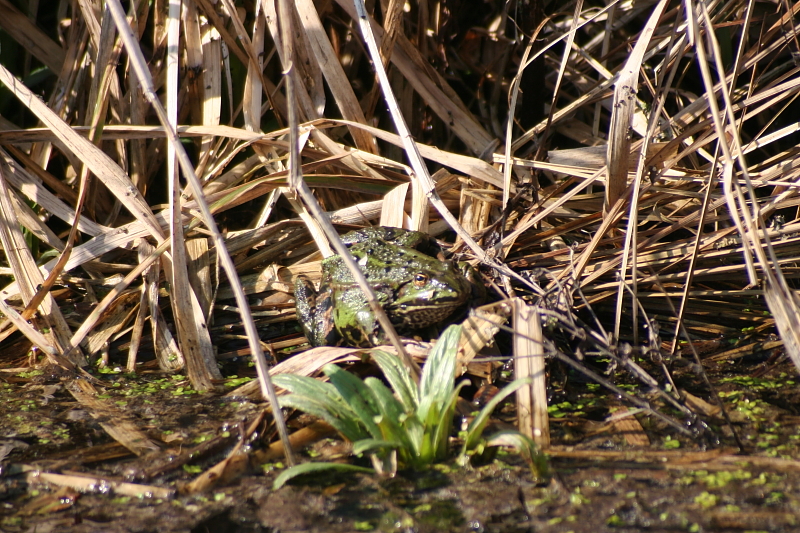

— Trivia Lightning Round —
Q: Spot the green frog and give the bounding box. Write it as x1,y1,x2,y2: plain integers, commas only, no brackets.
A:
295,227,476,347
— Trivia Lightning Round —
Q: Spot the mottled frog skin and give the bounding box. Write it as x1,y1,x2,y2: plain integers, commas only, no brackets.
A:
295,227,475,347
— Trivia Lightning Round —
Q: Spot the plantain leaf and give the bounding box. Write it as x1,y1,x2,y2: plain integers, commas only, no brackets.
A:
278,395,367,442
273,373,366,440
351,438,401,456
364,377,418,460
272,374,341,406
418,325,461,423
370,349,418,411
324,364,383,439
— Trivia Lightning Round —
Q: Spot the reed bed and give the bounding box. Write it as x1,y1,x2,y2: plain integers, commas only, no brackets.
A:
0,0,798,469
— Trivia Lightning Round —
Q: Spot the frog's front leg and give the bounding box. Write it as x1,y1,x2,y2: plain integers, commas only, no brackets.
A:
294,275,338,347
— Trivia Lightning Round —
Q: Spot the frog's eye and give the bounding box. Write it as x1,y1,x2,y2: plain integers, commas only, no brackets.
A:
413,273,429,287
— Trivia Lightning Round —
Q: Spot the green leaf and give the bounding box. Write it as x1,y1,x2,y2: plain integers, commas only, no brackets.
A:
278,395,367,442
351,438,401,456
363,377,405,420
427,381,468,462
273,373,367,441
272,374,344,408
463,377,532,453
324,364,383,439
364,377,418,459
370,350,418,411
272,462,374,490
418,325,461,422
401,414,425,461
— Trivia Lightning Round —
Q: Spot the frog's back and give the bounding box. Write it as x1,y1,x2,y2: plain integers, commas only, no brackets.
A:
341,227,443,259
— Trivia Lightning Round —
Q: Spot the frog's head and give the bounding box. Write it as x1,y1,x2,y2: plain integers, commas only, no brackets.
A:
390,262,470,328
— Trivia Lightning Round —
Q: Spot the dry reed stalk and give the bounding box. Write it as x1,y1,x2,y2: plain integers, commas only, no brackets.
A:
513,300,549,448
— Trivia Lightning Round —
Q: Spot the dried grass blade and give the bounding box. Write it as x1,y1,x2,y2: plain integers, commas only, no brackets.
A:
0,64,164,241
605,0,668,210
0,150,106,239
3,145,77,204
607,406,650,446
503,19,547,210
579,195,731,288
0,0,65,73
295,0,377,153
209,0,290,123
6,187,63,252
144,245,185,372
459,303,512,369
186,238,214,320
253,421,338,464
242,5,266,135
689,0,800,376
379,183,409,228
610,0,671,339
64,240,169,361
362,0,403,117
182,411,266,494
200,22,223,162
37,220,152,282
328,118,505,187
0,165,81,367
226,347,363,400
127,245,150,372
511,0,625,150
83,291,139,356
22,1,127,324
181,0,216,175
335,0,495,157
0,297,57,358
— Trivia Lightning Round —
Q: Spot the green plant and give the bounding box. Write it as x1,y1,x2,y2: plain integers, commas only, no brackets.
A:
271,325,546,488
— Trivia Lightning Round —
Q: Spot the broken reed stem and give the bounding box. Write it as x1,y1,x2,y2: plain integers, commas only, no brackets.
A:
513,301,550,448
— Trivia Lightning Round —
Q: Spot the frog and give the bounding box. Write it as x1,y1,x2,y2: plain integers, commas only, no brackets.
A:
294,227,477,347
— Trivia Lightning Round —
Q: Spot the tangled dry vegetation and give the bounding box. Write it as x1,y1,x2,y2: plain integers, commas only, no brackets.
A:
0,0,799,500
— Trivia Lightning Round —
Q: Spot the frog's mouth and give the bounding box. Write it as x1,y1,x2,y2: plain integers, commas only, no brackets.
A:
391,299,464,328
